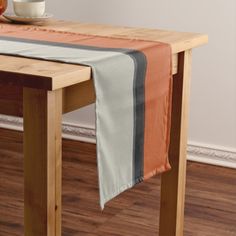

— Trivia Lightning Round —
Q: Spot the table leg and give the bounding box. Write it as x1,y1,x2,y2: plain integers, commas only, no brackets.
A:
23,88,62,236
159,50,192,236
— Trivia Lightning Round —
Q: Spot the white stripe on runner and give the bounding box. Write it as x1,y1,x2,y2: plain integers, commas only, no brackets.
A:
0,39,136,208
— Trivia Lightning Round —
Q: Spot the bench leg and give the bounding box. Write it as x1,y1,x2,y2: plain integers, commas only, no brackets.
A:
23,88,62,236
159,50,192,236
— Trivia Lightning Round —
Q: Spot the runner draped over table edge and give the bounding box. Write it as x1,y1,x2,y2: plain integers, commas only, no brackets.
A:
0,23,173,209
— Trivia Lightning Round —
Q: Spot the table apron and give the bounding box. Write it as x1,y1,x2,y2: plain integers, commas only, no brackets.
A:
0,53,178,117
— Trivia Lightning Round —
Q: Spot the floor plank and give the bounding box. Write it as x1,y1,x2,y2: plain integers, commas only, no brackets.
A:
0,128,235,236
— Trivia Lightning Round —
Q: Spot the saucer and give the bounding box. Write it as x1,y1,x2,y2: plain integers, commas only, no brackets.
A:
3,13,53,24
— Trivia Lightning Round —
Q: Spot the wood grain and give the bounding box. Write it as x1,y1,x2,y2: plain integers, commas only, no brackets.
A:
0,17,208,54
0,55,92,90
0,55,178,117
0,19,207,90
0,79,95,117
159,50,192,235
30,19,208,53
0,128,235,236
0,54,177,91
62,80,96,114
0,84,23,116
23,88,62,236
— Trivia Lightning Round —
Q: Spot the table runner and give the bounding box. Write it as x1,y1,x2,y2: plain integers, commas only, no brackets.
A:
0,23,172,209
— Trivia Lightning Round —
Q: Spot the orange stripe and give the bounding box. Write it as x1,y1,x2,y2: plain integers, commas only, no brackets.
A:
142,45,172,178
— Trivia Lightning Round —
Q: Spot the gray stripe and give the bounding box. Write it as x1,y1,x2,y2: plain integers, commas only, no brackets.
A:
128,51,146,182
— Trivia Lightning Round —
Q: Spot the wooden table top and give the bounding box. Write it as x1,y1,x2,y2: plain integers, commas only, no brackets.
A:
0,18,208,90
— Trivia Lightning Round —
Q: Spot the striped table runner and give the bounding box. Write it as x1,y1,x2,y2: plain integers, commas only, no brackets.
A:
0,23,173,208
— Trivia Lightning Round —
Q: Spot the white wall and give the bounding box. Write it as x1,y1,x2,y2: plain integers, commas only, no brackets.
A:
44,0,236,150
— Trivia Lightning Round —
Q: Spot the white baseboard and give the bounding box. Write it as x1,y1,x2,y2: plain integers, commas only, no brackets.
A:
0,114,235,169
187,143,236,169
0,115,96,144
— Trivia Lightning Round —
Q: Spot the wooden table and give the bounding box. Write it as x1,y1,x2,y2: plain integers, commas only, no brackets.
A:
0,19,208,236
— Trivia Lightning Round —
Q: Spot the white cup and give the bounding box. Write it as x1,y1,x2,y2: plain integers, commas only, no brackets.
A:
13,0,45,18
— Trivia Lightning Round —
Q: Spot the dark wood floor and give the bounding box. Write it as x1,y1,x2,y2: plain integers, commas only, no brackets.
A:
0,128,235,236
